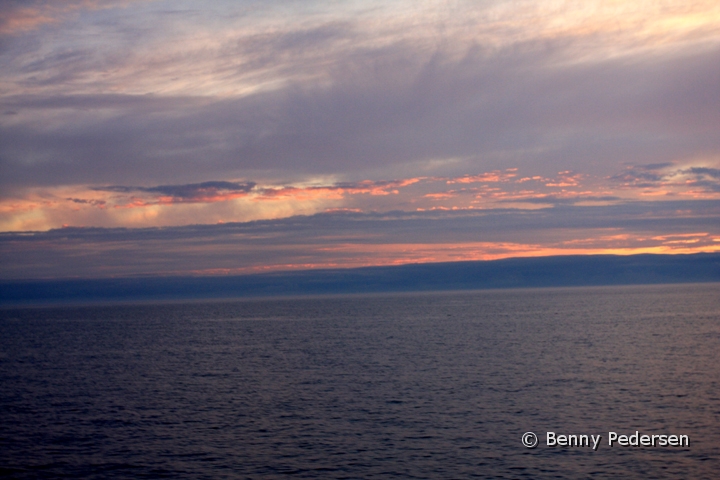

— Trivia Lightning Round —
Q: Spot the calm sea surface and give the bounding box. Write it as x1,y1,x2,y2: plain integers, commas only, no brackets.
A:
1,284,719,479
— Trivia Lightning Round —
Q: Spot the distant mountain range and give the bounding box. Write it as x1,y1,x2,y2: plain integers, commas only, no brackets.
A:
1,253,719,306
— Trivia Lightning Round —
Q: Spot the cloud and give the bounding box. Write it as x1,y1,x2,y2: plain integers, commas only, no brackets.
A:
447,169,518,184
0,0,140,35
95,180,257,202
257,178,424,200
2,200,719,279
684,167,720,179
610,164,672,187
0,3,54,35
611,163,720,193
66,197,106,207
2,1,720,193
6,162,720,232
498,195,621,205
3,43,718,191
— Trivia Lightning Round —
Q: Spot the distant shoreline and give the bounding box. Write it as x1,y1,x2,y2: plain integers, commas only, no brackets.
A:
2,252,719,307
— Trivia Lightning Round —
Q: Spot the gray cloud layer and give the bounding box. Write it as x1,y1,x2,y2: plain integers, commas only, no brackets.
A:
95,181,256,199
2,21,719,190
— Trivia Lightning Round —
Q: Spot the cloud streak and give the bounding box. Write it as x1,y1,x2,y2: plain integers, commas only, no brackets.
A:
2,200,719,279
3,161,720,232
95,181,257,202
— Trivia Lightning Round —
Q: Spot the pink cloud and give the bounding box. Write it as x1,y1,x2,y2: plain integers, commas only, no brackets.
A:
447,169,518,184
0,1,138,35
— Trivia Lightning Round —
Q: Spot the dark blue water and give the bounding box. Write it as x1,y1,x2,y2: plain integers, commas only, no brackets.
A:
1,284,719,479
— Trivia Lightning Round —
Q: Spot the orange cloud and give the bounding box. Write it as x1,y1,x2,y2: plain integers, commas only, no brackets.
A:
257,178,423,200
545,171,584,187
255,186,346,201
111,191,253,208
0,165,717,232
424,192,460,200
447,169,518,184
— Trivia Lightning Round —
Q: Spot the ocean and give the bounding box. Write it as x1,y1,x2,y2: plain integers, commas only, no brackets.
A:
1,284,718,479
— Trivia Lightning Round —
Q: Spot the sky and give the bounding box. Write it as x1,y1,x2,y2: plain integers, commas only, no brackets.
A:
1,0,720,280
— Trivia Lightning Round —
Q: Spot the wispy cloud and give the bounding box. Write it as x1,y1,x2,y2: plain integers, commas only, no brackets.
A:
0,0,141,35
